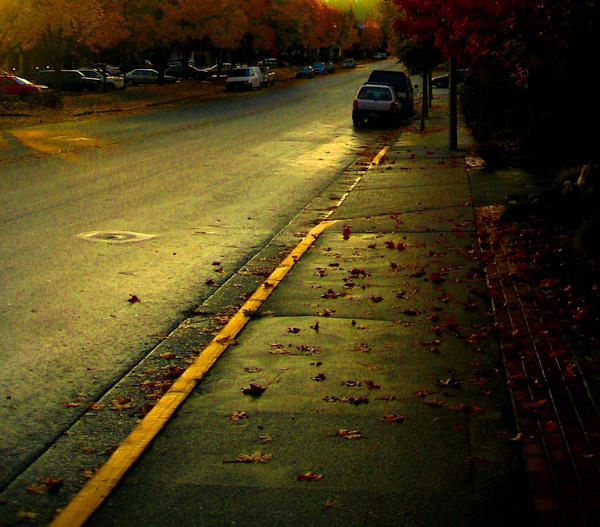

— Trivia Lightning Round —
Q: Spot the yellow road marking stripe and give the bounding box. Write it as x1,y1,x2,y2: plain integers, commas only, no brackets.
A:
49,219,336,527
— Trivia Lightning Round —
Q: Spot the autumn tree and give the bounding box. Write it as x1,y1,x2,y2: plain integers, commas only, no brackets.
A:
360,16,384,55
19,0,128,84
392,0,599,159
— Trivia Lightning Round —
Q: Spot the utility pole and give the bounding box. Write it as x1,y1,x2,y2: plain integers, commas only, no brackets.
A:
448,57,458,150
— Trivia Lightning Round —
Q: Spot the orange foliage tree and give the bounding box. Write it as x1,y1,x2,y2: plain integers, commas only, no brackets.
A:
19,0,128,72
360,16,384,55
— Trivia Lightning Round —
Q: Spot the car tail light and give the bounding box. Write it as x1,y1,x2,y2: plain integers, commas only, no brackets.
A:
353,98,358,109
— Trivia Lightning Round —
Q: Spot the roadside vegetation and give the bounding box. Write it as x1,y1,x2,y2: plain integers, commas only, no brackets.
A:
390,0,600,364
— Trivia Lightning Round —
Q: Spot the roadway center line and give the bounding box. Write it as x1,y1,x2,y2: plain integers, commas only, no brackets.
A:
49,143,391,527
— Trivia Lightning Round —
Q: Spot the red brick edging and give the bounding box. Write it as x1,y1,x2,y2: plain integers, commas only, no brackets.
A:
477,205,600,527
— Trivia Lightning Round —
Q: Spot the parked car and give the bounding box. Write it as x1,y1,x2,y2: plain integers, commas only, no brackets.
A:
260,67,276,87
225,67,264,91
366,69,414,117
312,62,326,75
84,63,121,75
259,58,279,67
295,65,314,79
343,58,356,68
198,63,233,81
324,62,335,74
124,68,176,86
77,68,124,90
35,69,102,91
0,74,48,98
352,83,402,127
431,69,468,88
372,52,388,60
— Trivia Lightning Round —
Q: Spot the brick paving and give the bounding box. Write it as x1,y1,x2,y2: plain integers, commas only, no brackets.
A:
476,205,600,527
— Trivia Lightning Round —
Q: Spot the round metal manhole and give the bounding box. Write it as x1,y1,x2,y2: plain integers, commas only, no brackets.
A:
76,231,155,244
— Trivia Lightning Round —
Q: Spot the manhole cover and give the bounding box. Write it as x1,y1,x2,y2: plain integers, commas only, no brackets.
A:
76,231,155,244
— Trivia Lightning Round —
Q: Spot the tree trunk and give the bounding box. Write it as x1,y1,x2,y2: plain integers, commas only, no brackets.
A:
448,57,458,150
420,69,427,131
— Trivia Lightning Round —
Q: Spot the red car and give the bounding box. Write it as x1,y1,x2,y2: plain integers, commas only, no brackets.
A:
0,74,48,97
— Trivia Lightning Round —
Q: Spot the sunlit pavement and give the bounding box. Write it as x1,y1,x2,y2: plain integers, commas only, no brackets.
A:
80,97,536,526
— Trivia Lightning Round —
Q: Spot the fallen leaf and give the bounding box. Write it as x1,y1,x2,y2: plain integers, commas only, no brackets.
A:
323,499,338,508
329,429,365,439
318,308,336,317
228,411,249,422
259,434,273,444
64,401,80,408
242,384,267,395
311,373,327,382
26,484,48,495
244,366,262,373
224,451,273,464
364,380,381,390
110,396,133,411
85,402,104,411
287,327,300,334
297,471,323,481
127,294,140,304
159,352,178,359
310,321,320,331
379,414,405,423
17,511,39,520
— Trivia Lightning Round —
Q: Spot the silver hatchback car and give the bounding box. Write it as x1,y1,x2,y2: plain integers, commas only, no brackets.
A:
352,83,401,127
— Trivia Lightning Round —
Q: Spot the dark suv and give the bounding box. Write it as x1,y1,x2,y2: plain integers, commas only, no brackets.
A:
366,69,414,117
35,70,103,91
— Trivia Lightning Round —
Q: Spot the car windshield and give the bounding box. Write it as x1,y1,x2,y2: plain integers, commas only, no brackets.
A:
230,68,251,77
358,86,392,101
13,77,34,86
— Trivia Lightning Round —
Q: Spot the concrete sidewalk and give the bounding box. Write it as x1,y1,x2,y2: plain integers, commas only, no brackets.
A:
62,99,540,526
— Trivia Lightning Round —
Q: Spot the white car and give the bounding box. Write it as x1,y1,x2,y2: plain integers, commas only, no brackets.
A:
352,83,402,127
78,68,124,90
225,67,264,91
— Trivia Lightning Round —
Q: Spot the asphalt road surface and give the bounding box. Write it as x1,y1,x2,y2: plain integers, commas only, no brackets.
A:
0,61,411,490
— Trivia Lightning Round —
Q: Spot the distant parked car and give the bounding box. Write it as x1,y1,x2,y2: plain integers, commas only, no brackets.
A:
367,69,414,117
35,69,102,91
312,62,326,75
225,67,264,91
77,68,124,90
0,74,48,98
84,63,121,75
431,69,468,88
295,66,314,79
343,58,356,68
352,83,402,127
124,68,176,86
198,63,233,81
372,52,388,60
259,58,279,67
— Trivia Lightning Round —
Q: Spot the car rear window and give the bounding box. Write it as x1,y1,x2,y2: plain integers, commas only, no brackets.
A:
358,86,392,101
230,68,251,77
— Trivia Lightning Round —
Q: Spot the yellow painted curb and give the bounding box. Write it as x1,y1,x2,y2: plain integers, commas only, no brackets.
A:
371,145,389,166
48,220,336,527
